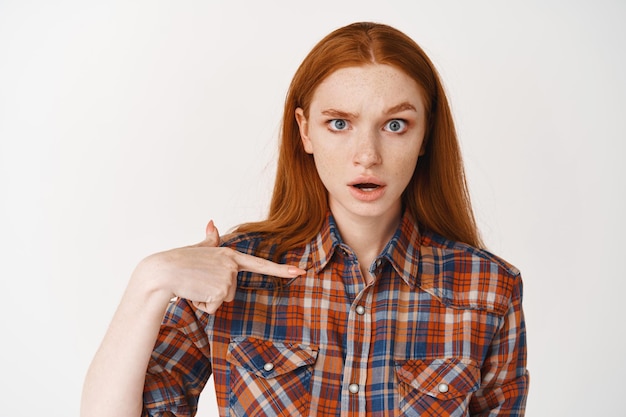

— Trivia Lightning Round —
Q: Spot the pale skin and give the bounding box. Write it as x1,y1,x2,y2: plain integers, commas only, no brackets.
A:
81,63,427,416
80,221,305,417
296,64,426,279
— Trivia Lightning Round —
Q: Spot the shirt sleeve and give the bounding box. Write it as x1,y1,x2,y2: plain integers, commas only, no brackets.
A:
142,298,212,417
469,275,530,416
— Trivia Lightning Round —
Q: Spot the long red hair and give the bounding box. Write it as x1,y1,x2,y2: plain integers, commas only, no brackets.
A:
236,22,483,255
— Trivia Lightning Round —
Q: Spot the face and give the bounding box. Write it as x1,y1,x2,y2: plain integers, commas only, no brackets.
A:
295,64,427,227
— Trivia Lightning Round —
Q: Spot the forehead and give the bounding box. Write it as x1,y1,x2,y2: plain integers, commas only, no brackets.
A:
309,64,425,110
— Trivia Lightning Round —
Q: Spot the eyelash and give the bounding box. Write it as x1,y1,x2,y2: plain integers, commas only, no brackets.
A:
327,119,349,131
326,119,409,133
384,119,408,133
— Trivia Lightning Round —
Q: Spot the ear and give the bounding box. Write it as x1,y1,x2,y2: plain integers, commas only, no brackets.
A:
295,107,314,154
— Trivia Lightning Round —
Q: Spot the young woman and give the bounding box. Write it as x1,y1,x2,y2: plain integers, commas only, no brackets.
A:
82,22,529,416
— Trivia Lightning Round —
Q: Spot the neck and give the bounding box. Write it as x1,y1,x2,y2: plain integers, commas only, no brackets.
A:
331,205,402,270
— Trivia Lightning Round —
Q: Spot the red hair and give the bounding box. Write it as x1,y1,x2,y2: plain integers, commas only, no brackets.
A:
236,22,483,255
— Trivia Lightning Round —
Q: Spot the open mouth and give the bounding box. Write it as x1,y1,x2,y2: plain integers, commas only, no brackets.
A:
352,183,381,192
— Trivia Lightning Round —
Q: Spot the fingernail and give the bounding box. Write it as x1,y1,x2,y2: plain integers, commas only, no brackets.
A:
206,220,215,234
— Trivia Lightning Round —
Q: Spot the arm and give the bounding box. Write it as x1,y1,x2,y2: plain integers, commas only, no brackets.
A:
81,261,173,417
142,297,213,416
469,276,530,416
81,221,305,417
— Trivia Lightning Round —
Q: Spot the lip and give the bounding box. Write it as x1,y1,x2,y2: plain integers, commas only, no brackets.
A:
348,175,386,202
348,175,385,188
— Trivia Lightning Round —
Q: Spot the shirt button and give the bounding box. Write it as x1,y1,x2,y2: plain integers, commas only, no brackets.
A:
263,362,274,372
355,305,366,315
348,383,360,394
438,383,449,393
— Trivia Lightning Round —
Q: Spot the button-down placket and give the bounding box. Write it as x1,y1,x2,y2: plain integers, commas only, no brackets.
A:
340,258,379,416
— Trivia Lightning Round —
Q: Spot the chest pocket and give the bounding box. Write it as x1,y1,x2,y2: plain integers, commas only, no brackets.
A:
227,337,318,417
395,357,480,416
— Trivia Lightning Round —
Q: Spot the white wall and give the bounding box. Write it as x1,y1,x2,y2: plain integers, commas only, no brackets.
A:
1,1,624,415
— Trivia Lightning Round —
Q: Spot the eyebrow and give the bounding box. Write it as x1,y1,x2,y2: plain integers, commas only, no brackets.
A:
320,102,417,119
321,109,358,119
385,102,417,115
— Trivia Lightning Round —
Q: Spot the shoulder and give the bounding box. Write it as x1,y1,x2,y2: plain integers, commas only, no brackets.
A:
221,231,304,258
220,231,309,289
221,231,270,255
418,230,522,315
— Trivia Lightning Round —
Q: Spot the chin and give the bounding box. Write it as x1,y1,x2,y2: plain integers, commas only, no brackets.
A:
348,202,401,221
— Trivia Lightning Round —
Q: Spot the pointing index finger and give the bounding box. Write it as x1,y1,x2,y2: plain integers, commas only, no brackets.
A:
233,251,306,278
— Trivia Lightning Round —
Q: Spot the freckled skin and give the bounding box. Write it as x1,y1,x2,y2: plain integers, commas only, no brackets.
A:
295,64,427,229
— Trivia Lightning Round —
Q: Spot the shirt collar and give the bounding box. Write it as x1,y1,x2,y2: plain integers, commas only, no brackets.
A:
307,212,342,273
308,211,421,288
378,212,421,288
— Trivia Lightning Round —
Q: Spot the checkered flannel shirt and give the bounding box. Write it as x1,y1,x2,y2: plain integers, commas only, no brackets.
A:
143,211,529,416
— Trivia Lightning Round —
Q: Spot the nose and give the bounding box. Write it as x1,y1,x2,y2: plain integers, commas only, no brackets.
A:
353,130,382,168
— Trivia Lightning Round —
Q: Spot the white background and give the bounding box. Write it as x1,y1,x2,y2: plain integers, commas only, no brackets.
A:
1,1,625,416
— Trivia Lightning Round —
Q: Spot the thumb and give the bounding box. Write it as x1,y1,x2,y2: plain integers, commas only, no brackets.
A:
201,220,221,247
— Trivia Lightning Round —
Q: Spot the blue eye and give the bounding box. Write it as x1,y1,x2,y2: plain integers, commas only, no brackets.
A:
384,119,407,133
329,119,348,131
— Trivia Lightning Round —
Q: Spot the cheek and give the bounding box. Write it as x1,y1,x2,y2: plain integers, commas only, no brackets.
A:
392,152,421,184
310,151,344,192
311,150,338,178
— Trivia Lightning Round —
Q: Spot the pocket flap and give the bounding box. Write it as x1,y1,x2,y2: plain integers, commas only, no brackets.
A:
227,337,318,379
395,357,479,400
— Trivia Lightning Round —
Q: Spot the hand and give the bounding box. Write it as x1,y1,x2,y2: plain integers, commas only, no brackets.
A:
139,220,306,314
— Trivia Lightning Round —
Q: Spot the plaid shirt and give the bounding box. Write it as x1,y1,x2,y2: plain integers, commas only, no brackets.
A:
143,212,529,416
